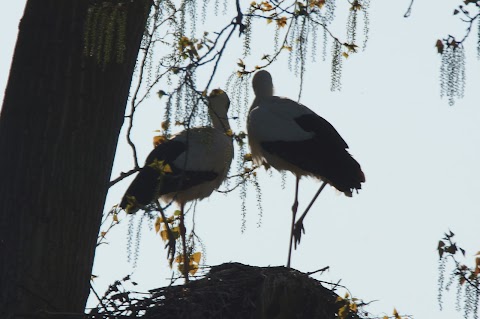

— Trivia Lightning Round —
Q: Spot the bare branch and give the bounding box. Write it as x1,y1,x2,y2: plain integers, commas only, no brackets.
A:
404,0,415,18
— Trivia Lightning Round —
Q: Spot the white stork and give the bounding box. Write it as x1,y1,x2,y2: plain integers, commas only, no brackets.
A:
247,70,365,267
120,89,233,281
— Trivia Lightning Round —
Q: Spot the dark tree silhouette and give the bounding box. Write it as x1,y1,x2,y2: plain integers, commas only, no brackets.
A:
0,0,152,316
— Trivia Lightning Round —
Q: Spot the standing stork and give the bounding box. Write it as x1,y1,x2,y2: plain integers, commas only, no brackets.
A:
247,70,365,268
120,89,233,282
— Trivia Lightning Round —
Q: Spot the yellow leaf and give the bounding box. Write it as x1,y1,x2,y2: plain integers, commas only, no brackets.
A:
244,153,253,162
178,36,191,51
336,296,343,302
310,0,325,8
189,263,199,275
338,305,348,319
125,203,134,214
163,163,173,173
124,195,137,214
191,252,202,264
237,59,245,69
160,230,169,241
282,45,293,52
153,135,167,147
174,210,182,216
148,158,172,174
262,2,273,11
177,263,191,274
171,226,181,239
155,217,161,233
113,213,118,222
157,90,167,99
393,308,400,319
349,302,357,312
266,18,273,24
436,39,444,54
148,158,163,170
342,52,349,59
225,129,233,137
100,231,106,237
344,43,358,53
175,254,184,263
474,257,480,277
276,17,287,28
350,0,362,11
161,121,169,130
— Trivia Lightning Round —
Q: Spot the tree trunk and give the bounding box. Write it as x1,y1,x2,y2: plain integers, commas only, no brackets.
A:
0,0,152,316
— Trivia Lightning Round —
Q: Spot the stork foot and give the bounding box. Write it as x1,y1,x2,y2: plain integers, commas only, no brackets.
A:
156,205,177,266
293,219,305,249
164,239,176,266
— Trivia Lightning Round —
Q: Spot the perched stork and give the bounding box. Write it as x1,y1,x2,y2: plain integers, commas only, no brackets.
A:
247,70,365,267
120,89,233,281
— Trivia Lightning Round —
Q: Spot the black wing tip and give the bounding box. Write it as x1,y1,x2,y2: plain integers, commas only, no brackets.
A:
119,197,127,209
332,167,365,197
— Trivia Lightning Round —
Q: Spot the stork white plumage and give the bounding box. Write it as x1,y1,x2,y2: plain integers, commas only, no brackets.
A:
247,70,365,268
120,89,233,282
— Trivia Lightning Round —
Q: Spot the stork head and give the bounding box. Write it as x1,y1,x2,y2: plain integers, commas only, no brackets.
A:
252,70,274,97
208,89,231,131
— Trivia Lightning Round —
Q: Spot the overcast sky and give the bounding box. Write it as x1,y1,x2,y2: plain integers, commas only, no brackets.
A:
2,2,480,318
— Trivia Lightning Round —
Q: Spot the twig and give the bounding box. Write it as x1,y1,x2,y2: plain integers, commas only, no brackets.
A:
305,266,330,276
109,167,141,187
90,282,109,314
203,24,238,92
403,0,415,18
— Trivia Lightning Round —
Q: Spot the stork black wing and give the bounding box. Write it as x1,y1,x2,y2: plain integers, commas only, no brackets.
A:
120,140,218,210
261,114,364,195
294,113,349,149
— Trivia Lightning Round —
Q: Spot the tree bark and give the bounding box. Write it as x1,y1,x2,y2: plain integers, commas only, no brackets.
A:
0,0,152,316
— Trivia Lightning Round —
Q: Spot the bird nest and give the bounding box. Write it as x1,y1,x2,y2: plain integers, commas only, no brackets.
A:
89,262,362,319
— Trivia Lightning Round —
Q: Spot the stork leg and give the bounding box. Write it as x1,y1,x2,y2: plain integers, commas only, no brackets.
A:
179,203,189,284
287,176,300,268
293,181,327,248
156,200,176,266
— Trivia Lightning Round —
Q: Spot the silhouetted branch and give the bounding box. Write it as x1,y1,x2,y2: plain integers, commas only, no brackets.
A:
404,0,415,18
109,167,141,187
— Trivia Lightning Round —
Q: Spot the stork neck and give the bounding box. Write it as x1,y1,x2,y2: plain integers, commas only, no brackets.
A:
210,111,231,133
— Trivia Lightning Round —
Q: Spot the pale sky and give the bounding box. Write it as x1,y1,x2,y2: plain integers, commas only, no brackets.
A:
2,2,480,319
